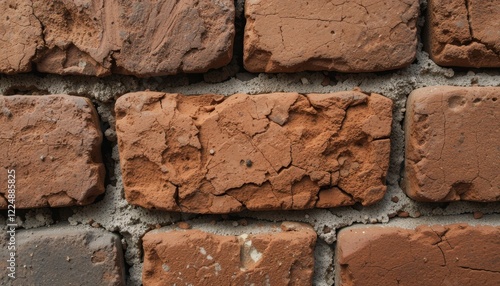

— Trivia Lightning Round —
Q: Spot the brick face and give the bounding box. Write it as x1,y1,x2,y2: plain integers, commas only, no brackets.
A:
142,222,316,285
244,0,419,73
426,0,500,67
336,224,500,286
404,86,500,202
0,0,234,76
0,95,105,208
0,227,125,285
115,91,392,213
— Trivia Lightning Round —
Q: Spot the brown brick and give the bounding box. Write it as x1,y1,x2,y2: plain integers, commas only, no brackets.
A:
142,222,316,285
244,0,419,73
0,226,125,285
0,95,105,208
0,0,234,76
115,91,392,213
336,224,500,286
0,1,43,74
426,0,500,67
404,86,500,202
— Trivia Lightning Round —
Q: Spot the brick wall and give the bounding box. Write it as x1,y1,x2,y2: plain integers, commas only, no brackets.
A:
1,0,499,285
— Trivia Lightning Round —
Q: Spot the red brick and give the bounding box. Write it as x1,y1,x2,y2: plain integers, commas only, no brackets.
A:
0,227,125,285
115,91,392,213
426,0,500,67
0,95,105,208
404,86,500,202
142,222,316,285
244,0,419,73
336,224,500,286
0,0,234,76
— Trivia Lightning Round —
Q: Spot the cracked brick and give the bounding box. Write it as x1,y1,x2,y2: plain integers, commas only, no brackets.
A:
0,226,126,285
336,224,500,285
404,86,500,202
0,0,234,76
243,0,419,73
0,0,43,74
142,222,316,285
426,0,500,67
0,95,105,208
115,91,392,213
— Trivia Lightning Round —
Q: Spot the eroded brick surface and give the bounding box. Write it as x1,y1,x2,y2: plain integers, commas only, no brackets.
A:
0,0,234,76
405,86,500,202
426,0,500,67
142,222,316,285
0,95,105,208
244,0,419,73
336,224,500,285
0,227,125,285
115,91,392,213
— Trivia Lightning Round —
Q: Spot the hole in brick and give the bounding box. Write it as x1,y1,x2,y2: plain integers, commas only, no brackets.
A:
493,97,498,102
472,98,481,104
448,95,466,109
351,202,363,211
451,181,472,195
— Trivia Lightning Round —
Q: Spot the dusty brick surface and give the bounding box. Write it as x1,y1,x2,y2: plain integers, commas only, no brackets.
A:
0,95,105,208
0,0,234,76
115,91,392,213
404,86,500,202
426,0,500,67
244,0,419,73
0,227,125,285
336,224,500,286
142,222,316,285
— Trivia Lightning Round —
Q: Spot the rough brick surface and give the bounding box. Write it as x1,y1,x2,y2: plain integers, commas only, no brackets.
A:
244,0,419,73
405,86,500,202
142,222,316,285
336,224,500,286
426,0,500,67
0,0,234,76
0,227,125,285
0,95,105,208
115,91,392,213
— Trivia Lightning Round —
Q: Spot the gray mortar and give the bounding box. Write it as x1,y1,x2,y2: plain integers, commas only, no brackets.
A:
1,1,500,285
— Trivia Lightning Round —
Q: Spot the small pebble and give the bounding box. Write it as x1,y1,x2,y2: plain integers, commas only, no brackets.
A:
245,159,252,167
473,211,483,219
232,221,239,227
177,222,191,229
391,196,399,203
397,211,409,218
209,149,215,155
300,77,309,85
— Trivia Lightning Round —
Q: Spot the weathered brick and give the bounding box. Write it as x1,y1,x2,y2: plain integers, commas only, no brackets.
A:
142,222,316,285
404,86,500,202
0,95,105,208
115,91,392,213
426,0,500,67
336,224,500,285
0,0,234,76
0,226,125,285
244,0,419,73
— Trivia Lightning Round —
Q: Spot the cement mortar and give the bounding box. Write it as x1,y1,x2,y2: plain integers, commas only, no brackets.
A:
1,3,500,285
